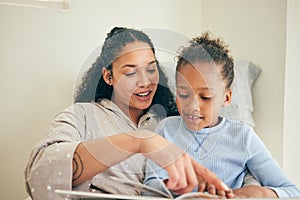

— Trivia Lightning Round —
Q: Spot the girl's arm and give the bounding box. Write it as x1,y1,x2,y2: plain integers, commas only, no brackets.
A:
246,128,300,198
233,185,277,198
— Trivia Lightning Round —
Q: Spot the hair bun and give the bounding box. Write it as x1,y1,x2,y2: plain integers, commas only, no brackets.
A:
107,27,128,38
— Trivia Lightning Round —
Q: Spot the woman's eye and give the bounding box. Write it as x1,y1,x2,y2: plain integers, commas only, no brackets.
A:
147,68,157,74
125,71,137,76
147,62,158,74
178,94,189,99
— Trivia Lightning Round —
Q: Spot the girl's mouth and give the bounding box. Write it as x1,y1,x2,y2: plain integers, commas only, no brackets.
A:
187,115,201,120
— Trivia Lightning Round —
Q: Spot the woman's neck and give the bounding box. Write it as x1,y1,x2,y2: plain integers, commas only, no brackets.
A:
128,108,144,125
112,99,144,126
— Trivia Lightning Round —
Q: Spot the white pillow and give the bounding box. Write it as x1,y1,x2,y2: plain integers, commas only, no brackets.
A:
220,60,261,127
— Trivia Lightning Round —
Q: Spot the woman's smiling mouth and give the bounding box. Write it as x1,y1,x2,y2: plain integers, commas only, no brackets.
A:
135,91,151,97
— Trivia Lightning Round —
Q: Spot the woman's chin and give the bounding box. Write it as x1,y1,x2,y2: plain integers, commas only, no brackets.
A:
131,95,154,110
130,101,152,111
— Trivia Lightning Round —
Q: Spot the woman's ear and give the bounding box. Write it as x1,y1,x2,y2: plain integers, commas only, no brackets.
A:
102,68,112,86
222,89,232,107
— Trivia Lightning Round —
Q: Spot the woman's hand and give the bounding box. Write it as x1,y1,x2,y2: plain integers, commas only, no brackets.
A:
139,130,231,195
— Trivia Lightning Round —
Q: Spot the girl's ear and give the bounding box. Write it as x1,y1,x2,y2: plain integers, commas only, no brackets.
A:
102,68,112,86
223,89,232,107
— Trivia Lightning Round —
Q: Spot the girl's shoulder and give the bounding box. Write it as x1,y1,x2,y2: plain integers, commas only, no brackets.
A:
223,117,253,128
160,115,181,125
222,117,255,137
156,115,181,131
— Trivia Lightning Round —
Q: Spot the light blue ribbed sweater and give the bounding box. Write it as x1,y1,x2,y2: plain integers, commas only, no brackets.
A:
143,116,300,198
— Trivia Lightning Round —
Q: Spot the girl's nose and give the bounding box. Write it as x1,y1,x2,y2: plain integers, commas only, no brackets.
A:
191,96,200,111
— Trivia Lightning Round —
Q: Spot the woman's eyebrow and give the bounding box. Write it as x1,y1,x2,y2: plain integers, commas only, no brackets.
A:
121,60,156,68
148,60,157,65
121,64,136,68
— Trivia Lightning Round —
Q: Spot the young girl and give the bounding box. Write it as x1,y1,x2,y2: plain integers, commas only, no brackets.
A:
144,32,300,198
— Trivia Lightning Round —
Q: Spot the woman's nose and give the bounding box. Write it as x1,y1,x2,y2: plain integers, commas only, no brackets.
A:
136,71,151,87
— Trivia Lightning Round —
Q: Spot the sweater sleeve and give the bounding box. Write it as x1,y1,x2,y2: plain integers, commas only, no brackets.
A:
143,159,170,197
245,127,300,198
143,118,182,197
24,104,87,200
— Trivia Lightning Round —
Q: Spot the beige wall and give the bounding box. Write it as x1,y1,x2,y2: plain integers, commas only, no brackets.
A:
284,0,300,188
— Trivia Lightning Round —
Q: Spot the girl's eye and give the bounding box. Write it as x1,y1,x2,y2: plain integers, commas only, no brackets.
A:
201,96,212,101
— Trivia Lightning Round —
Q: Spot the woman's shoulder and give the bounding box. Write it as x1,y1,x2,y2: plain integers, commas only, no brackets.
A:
54,102,100,119
63,102,97,111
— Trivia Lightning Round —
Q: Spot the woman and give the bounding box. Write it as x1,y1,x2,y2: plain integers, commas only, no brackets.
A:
25,27,231,199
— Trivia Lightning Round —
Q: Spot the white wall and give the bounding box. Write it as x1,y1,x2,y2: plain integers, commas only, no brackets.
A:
0,0,202,199
283,0,300,188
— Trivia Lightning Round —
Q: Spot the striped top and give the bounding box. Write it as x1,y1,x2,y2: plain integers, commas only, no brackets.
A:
144,116,300,198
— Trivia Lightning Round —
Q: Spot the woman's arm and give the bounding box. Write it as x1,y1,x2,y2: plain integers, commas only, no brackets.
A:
72,132,141,186
72,130,231,195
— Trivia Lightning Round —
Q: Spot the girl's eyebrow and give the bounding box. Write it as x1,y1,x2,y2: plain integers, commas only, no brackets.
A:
177,85,214,91
121,60,156,68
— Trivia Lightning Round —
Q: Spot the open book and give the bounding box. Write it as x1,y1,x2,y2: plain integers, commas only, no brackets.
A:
55,176,221,199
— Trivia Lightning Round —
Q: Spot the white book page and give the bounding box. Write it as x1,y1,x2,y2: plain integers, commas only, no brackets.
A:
55,189,167,199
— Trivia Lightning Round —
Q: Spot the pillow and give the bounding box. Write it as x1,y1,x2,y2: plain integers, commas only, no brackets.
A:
220,60,261,127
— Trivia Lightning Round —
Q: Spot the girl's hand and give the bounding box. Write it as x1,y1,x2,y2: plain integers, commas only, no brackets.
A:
233,186,278,198
197,175,234,198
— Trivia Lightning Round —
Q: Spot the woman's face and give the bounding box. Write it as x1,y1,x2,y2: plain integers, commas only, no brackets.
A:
108,41,159,116
176,62,231,131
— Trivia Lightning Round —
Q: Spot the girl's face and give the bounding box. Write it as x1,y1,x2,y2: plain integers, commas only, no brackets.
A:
105,41,159,117
176,62,232,131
